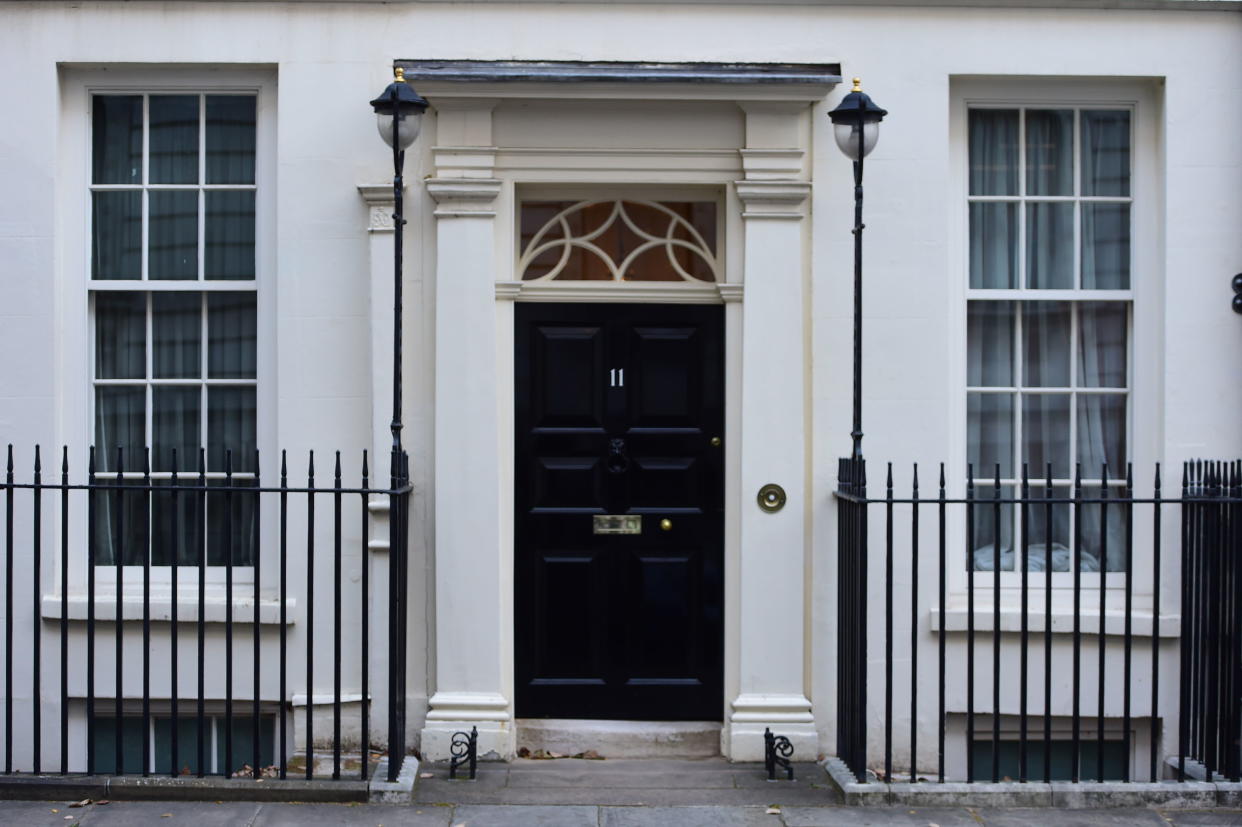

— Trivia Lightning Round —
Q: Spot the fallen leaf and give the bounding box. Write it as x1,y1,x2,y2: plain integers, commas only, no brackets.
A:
517,747,531,758
420,772,434,778
50,810,59,814
161,815,172,819
766,806,781,814
96,800,110,805
69,800,91,808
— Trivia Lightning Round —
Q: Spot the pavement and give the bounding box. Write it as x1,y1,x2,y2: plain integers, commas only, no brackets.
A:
3,758,1241,825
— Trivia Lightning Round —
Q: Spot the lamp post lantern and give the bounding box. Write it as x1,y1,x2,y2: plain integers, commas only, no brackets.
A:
828,78,886,460
369,66,429,483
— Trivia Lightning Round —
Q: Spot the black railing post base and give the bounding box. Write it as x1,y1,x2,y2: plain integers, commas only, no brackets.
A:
764,728,794,781
449,726,479,780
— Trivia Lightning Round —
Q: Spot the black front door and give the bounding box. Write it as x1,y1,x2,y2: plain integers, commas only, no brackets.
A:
515,303,724,720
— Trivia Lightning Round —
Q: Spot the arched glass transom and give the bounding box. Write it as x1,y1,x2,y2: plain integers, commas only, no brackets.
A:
518,200,719,283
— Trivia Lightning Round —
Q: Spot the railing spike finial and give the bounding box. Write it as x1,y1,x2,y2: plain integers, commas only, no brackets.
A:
7,443,14,474
362,449,369,480
912,462,919,491
886,462,893,490
61,445,68,475
334,450,342,483
939,462,945,490
34,444,41,474
281,449,288,481
308,449,315,479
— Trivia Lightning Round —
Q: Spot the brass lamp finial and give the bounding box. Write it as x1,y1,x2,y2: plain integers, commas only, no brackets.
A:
852,77,862,92
395,66,406,83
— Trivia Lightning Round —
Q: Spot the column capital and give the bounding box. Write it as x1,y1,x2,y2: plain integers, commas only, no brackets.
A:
733,180,812,219
357,183,405,233
425,178,503,217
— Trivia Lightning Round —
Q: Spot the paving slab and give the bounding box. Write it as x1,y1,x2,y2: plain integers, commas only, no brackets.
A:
59,799,264,825
973,807,1168,826
780,805,980,826
0,800,107,826
1159,811,1242,826
450,804,599,826
600,804,779,826
253,802,453,826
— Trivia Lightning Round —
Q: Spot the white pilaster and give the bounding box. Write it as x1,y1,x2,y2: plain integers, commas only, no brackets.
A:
420,168,511,759
725,101,816,761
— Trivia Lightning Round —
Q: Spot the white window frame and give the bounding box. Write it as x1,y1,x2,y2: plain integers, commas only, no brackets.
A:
948,78,1162,607
58,67,277,593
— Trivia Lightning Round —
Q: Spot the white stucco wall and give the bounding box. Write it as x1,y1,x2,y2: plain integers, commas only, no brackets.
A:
0,0,1239,773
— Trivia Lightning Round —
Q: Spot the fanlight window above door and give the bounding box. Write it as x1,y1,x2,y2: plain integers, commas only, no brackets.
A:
518,200,719,283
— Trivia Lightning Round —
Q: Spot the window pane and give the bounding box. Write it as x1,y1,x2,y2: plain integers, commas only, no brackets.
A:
95,292,146,379
153,292,201,379
967,301,1013,387
1025,486,1071,572
1078,303,1127,388
1081,110,1130,197
208,292,257,379
154,716,207,774
92,95,142,185
1025,109,1073,196
95,386,145,473
970,485,1014,572
207,387,256,472
149,95,199,185
152,482,202,568
1081,203,1130,289
206,96,257,185
215,714,275,776
92,484,148,567
1078,394,1126,479
149,190,199,280
207,480,258,567
1026,203,1074,289
1022,301,1070,387
968,109,1018,195
92,191,142,279
153,386,200,473
968,392,1014,479
1022,394,1071,478
969,203,1018,288
205,191,255,280
1080,484,1127,572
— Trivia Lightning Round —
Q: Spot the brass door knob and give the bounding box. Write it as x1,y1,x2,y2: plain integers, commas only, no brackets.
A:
710,437,722,447
659,518,673,531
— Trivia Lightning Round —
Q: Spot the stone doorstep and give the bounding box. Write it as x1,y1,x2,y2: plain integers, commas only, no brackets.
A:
821,757,1233,808
0,755,419,805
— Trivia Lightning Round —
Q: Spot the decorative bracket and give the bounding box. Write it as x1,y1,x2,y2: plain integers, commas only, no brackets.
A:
764,727,794,781
449,725,479,780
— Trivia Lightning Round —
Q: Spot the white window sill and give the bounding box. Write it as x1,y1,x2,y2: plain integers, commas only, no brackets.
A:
930,606,1179,637
41,589,295,625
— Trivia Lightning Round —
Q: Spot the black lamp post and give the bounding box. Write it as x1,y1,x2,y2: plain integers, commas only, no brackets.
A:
369,65,428,782
828,78,887,460
369,67,429,485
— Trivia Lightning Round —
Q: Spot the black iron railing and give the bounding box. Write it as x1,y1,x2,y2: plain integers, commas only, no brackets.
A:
0,444,411,782
835,456,1242,785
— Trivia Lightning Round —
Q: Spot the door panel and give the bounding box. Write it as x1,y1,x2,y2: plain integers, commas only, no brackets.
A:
515,303,724,721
